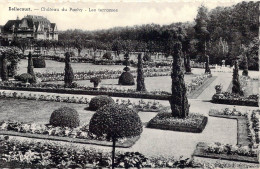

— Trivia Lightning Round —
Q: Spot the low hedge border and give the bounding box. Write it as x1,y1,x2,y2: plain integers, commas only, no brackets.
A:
0,130,139,148
208,113,249,146
146,115,208,133
211,97,258,107
0,86,171,100
192,142,259,164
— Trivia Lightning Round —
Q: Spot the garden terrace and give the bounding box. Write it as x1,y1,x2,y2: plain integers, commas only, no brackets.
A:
0,95,241,159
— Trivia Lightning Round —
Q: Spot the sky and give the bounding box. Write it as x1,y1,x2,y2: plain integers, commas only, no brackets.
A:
0,0,247,31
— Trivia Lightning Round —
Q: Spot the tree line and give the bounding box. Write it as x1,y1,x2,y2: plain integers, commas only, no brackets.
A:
3,1,259,70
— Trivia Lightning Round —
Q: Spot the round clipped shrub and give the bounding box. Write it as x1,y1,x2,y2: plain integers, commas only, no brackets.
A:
143,54,151,62
33,57,46,68
118,72,135,85
89,95,115,111
103,52,113,60
89,103,143,139
89,103,143,168
49,107,80,128
15,73,33,83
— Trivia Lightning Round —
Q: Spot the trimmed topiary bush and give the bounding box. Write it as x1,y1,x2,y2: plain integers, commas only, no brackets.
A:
103,52,113,60
89,103,143,168
118,72,135,85
49,107,80,128
90,77,101,88
89,95,115,111
15,73,33,83
136,53,146,92
64,52,74,88
143,54,151,62
33,57,46,68
232,60,243,96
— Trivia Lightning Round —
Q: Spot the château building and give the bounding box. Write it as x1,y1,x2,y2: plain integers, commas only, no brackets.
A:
1,15,58,42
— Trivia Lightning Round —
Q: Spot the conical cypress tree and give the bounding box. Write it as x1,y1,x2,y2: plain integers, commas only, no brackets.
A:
205,55,211,74
1,53,8,81
185,54,192,73
232,60,243,95
242,55,248,76
169,42,189,118
27,52,36,83
64,52,74,88
136,53,146,92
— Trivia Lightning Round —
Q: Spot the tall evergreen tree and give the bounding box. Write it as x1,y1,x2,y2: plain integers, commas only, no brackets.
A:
205,55,211,74
1,53,8,81
27,52,36,83
232,60,243,95
64,52,74,87
242,55,248,76
136,53,146,92
169,42,189,118
194,5,210,62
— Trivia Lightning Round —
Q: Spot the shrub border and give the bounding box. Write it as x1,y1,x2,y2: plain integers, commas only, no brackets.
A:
192,142,259,164
146,116,208,133
0,130,139,148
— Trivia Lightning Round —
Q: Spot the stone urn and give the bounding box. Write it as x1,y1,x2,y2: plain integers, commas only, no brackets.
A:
215,84,222,94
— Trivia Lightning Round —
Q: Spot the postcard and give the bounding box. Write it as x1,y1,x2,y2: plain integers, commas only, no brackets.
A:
0,0,259,168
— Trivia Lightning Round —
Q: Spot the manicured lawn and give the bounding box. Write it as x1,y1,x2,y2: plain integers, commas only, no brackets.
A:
17,59,128,74
0,98,93,125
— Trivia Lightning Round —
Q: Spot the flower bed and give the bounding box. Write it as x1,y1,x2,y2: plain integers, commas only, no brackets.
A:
193,142,259,164
209,108,247,118
35,67,172,82
246,110,259,145
44,55,93,63
0,82,171,100
0,91,165,113
0,136,199,168
0,121,139,148
0,91,89,104
147,113,208,133
212,92,259,107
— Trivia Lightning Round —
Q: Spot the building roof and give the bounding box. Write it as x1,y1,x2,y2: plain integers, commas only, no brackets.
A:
3,15,55,33
3,20,21,32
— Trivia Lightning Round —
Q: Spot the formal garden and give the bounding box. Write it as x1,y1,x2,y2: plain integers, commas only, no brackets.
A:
0,1,259,168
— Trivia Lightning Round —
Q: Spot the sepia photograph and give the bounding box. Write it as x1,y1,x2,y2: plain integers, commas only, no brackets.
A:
0,0,259,168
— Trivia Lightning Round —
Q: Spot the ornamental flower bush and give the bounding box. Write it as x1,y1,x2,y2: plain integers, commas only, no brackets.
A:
205,142,258,157
49,107,80,128
209,108,245,117
14,73,33,83
89,95,115,111
90,77,101,88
